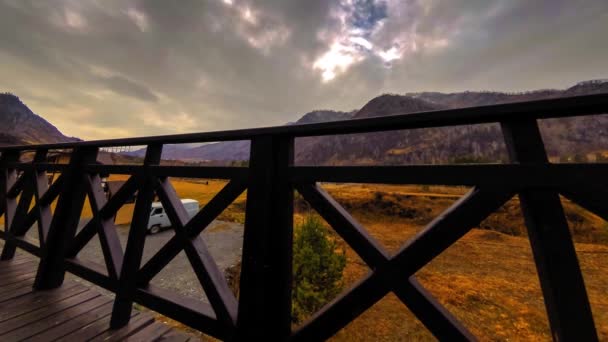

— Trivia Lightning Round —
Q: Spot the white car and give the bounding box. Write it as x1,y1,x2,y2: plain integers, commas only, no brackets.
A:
147,199,199,234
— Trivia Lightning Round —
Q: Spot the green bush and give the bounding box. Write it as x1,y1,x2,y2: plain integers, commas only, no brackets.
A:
292,216,346,323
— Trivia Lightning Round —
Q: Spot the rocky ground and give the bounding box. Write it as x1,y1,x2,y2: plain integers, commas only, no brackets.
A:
14,220,244,302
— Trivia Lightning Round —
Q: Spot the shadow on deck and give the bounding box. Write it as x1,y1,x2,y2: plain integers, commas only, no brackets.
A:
0,250,194,341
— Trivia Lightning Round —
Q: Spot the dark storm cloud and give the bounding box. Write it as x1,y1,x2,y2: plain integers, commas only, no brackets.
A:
97,75,159,102
0,0,606,139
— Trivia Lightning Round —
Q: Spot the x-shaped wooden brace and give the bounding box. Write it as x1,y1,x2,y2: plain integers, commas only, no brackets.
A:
1,150,55,259
67,175,138,280
136,178,247,327
293,183,515,341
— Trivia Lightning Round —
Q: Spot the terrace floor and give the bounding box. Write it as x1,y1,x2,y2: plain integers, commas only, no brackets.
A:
0,250,195,341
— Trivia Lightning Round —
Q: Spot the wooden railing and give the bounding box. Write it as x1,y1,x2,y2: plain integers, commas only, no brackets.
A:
1,93,607,341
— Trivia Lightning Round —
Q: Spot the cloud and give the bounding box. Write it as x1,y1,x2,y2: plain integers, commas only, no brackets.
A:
97,74,159,102
0,0,606,140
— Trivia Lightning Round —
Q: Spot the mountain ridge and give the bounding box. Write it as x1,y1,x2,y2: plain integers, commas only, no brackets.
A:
150,79,608,164
2,79,607,166
0,93,79,146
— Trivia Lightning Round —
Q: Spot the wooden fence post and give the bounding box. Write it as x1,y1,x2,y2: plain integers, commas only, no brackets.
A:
236,135,294,340
34,146,98,289
501,119,597,341
111,144,163,328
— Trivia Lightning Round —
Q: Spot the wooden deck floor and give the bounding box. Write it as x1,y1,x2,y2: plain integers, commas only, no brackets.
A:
0,253,196,341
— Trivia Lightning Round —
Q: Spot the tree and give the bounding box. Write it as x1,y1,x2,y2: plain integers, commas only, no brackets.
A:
223,215,346,324
292,215,346,323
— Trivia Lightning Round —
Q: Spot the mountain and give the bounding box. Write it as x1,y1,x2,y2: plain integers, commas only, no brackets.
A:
0,93,78,145
126,80,608,165
129,110,355,161
127,79,608,165
296,79,608,165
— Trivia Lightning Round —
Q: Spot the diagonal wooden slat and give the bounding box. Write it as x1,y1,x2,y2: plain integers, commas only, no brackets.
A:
294,186,512,340
390,187,514,273
155,177,238,326
6,172,26,199
34,146,99,289
33,166,52,246
137,179,246,285
111,144,163,328
393,277,474,341
291,271,388,342
10,174,65,242
560,186,608,222
67,175,138,258
37,173,65,207
2,150,47,260
85,174,124,280
502,119,597,341
295,183,389,267
0,151,20,222
27,150,51,246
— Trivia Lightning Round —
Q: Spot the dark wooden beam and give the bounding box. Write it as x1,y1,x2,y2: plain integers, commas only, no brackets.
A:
111,144,163,328
501,119,598,341
236,136,294,340
34,147,98,289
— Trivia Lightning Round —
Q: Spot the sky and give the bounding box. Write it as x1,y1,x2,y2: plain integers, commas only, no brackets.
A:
0,0,607,140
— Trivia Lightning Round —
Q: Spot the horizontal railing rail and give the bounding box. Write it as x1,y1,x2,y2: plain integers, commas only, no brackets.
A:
0,93,606,341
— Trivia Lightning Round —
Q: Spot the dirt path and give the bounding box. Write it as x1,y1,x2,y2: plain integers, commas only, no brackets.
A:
13,220,244,302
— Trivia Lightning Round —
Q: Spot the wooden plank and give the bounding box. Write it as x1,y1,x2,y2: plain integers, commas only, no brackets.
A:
124,321,172,341
0,256,36,266
56,311,141,342
295,183,388,267
133,285,223,339
1,151,38,260
0,152,20,220
86,173,124,280
0,270,37,287
155,177,237,327
0,289,99,334
67,175,138,258
34,147,99,289
393,278,473,341
289,164,608,188
158,330,192,342
26,300,114,342
292,272,387,342
0,294,112,340
111,145,162,328
64,258,114,292
0,260,39,274
90,312,155,342
560,186,608,222
138,179,246,286
0,277,35,298
33,164,52,245
501,119,598,341
237,136,293,340
0,281,81,309
0,283,85,321
0,280,35,303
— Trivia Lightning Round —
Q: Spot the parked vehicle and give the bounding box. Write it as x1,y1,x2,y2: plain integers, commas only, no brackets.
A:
147,199,199,234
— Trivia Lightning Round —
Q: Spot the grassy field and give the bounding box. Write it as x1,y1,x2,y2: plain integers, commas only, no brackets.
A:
1,177,607,340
